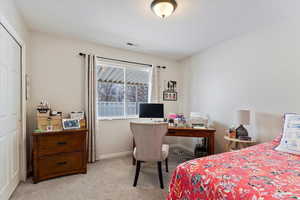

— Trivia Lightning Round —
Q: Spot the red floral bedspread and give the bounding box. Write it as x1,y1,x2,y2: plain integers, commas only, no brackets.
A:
168,138,300,200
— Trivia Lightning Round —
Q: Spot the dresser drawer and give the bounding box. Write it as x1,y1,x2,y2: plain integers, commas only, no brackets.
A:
37,152,84,178
37,133,85,156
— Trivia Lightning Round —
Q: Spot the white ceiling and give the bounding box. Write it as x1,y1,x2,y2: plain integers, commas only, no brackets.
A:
15,0,300,60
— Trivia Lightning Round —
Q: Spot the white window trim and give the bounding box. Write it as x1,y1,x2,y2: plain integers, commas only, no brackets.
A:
97,58,151,71
96,61,152,120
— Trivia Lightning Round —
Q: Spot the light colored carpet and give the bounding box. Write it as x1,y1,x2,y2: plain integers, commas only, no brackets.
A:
10,147,194,200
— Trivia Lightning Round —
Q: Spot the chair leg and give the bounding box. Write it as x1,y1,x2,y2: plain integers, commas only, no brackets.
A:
157,161,164,189
133,160,141,187
165,158,169,173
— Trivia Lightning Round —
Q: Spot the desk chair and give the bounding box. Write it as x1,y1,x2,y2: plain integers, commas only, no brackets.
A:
130,122,169,189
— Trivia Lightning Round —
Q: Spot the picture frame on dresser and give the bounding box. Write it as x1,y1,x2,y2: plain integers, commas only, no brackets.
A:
62,119,80,130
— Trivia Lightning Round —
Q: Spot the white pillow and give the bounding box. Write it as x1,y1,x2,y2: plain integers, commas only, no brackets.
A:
275,114,300,155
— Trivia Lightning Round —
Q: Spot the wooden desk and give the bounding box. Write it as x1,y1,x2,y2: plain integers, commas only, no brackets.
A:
132,127,216,165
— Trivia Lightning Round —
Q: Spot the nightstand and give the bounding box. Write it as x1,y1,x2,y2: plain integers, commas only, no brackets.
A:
224,136,256,152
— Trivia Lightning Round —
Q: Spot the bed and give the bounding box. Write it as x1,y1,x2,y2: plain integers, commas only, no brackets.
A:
167,137,300,200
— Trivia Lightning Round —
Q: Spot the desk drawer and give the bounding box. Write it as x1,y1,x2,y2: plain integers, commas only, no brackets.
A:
38,152,83,178
37,134,85,156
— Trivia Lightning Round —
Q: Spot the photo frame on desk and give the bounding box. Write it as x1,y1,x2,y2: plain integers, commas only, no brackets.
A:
163,91,177,101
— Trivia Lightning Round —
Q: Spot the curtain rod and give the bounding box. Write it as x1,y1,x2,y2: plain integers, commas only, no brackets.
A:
79,52,153,67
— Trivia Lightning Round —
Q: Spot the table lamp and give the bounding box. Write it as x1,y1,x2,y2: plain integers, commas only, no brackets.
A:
236,110,250,140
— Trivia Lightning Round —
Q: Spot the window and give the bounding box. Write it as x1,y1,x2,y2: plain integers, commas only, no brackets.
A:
97,60,151,118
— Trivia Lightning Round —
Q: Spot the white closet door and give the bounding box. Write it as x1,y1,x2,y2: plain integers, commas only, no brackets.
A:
0,23,21,200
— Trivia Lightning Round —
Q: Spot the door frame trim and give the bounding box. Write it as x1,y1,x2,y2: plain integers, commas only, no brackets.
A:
0,14,27,182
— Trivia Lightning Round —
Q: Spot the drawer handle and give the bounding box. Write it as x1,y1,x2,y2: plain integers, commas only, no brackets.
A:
57,161,67,166
57,141,67,145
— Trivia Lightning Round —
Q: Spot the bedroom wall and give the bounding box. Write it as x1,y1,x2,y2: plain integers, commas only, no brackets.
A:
27,32,182,160
179,19,300,153
0,0,28,40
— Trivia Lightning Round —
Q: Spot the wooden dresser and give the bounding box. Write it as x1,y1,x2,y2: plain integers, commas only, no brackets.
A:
32,128,88,183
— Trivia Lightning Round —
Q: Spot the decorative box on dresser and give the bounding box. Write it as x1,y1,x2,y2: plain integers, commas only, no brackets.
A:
32,128,88,183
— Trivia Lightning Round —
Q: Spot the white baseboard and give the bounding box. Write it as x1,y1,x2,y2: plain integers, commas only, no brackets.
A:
97,151,132,160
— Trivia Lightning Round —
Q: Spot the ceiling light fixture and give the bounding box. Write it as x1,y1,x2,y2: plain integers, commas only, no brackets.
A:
151,0,177,19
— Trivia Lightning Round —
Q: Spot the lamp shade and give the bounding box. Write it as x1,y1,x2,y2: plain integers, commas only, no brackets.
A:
237,110,250,125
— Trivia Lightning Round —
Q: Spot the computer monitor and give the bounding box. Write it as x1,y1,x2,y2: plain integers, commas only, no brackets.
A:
139,103,164,119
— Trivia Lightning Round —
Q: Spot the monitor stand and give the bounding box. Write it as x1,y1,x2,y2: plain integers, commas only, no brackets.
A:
152,118,164,123
139,118,165,123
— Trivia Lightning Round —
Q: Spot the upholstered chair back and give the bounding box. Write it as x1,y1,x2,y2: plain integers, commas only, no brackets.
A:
130,122,168,162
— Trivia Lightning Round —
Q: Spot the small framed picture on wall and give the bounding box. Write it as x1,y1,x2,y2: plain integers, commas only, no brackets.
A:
163,80,178,101
163,91,177,101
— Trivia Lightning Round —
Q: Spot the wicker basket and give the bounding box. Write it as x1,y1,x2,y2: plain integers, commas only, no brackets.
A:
37,115,62,131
